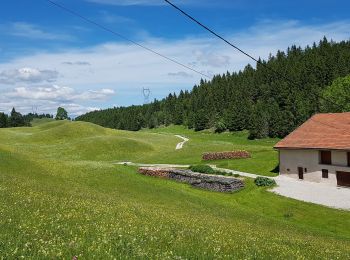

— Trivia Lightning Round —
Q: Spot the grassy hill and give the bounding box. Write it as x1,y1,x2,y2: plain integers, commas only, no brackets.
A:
0,120,349,258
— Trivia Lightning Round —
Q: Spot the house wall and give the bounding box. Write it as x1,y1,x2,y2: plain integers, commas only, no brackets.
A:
279,149,350,186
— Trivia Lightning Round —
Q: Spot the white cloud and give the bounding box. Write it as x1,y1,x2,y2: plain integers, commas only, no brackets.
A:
62,61,91,66
98,11,134,24
0,85,115,117
193,50,231,68
77,88,116,100
8,22,73,41
6,85,115,102
0,20,349,115
7,85,73,100
168,71,193,78
0,67,59,84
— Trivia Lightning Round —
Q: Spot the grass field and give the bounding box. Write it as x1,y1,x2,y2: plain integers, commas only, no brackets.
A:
143,125,279,176
0,120,349,258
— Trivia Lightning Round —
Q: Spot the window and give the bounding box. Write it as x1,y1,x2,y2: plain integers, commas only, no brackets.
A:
348,152,350,167
322,169,329,179
320,151,332,165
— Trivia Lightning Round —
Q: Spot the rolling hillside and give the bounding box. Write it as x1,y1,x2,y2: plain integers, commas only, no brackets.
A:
0,120,349,258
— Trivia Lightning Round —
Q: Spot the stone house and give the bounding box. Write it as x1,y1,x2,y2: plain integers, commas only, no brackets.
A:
274,112,350,187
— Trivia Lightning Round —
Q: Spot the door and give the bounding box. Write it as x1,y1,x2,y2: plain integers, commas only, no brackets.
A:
298,167,304,180
336,171,350,187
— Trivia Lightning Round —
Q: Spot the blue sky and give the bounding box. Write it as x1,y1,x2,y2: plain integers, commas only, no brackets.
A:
0,0,349,116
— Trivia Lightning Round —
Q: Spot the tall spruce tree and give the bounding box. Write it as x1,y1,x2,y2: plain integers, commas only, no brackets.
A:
0,112,8,128
9,108,25,127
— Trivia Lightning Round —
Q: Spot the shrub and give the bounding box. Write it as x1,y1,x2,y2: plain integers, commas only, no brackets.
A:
189,165,215,174
254,177,276,187
283,212,294,219
214,120,226,133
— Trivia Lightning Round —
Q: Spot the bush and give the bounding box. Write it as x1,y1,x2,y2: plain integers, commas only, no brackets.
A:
254,177,276,187
283,212,294,219
214,120,226,133
189,165,215,174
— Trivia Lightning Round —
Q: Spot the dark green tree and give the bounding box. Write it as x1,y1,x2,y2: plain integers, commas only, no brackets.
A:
194,109,208,131
214,118,226,133
248,102,269,139
9,108,25,127
55,107,68,120
0,112,8,128
321,75,350,112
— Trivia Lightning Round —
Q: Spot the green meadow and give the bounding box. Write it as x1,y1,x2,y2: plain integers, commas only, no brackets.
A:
143,125,279,176
0,120,349,258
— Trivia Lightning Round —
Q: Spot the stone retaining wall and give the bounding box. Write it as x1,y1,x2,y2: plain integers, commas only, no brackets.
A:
138,167,244,192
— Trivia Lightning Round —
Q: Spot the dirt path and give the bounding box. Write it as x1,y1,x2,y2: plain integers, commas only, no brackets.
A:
174,135,189,150
115,162,190,168
114,161,350,210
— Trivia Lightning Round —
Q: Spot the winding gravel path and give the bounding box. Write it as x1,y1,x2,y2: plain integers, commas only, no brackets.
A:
115,162,350,210
174,135,189,150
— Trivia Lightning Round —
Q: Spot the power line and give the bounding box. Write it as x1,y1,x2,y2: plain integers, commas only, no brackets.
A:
164,0,344,111
44,0,210,79
165,0,260,64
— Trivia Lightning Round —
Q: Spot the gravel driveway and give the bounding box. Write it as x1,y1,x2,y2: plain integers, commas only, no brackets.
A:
272,175,350,210
213,167,350,210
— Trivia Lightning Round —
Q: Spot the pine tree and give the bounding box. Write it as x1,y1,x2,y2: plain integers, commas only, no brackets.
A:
194,109,208,131
9,108,25,127
0,112,8,128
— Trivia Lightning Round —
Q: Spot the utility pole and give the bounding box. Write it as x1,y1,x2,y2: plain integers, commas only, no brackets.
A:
142,88,151,104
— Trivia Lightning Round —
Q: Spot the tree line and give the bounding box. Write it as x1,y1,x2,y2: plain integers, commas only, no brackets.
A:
76,37,350,138
0,107,70,128
0,108,51,128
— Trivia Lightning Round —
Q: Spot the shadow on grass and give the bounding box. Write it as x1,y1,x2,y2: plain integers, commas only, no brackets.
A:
270,164,279,174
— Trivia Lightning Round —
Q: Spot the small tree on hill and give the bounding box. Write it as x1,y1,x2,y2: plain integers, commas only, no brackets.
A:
55,107,68,120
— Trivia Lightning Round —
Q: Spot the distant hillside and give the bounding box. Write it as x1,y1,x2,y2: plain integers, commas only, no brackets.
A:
77,37,350,138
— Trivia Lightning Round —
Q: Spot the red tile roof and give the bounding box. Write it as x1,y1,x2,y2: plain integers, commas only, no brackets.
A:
274,112,350,150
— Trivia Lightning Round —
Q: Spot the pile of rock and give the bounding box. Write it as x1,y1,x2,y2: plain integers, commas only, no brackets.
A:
202,150,251,161
138,167,244,193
